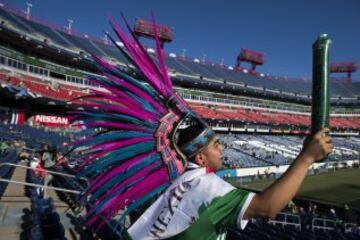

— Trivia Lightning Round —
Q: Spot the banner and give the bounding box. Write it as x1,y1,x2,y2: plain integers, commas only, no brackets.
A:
33,114,70,127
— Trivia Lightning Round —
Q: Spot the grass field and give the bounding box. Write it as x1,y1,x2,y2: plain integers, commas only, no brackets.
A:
232,168,360,210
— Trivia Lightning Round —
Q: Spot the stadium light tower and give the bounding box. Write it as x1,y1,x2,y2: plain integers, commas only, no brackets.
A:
25,2,32,20
330,62,358,82
133,18,174,49
67,19,73,34
235,48,265,73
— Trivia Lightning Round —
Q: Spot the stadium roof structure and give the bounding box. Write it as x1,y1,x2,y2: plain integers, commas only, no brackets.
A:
0,5,360,103
0,83,68,114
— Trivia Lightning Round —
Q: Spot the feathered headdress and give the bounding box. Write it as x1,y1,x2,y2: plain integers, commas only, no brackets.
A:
70,14,214,232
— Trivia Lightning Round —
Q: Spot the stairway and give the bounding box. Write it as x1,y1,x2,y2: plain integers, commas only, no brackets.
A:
0,162,80,240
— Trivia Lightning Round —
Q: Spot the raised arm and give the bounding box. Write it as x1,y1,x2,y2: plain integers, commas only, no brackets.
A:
244,128,333,219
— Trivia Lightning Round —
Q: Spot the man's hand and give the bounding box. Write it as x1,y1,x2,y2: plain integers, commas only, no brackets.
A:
300,128,333,165
244,128,334,220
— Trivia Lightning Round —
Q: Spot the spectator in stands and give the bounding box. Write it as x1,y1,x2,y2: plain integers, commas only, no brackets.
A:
313,204,319,216
29,152,41,169
292,204,300,215
300,205,314,230
33,144,52,179
299,207,307,229
0,140,9,154
43,145,57,170
129,124,333,239
39,143,49,159
19,151,30,163
328,206,337,221
344,204,358,224
12,139,21,151
53,150,68,170
287,200,295,213
35,144,60,196
29,152,46,196
37,144,56,169
309,203,319,218
15,88,28,99
344,204,351,222
33,152,47,179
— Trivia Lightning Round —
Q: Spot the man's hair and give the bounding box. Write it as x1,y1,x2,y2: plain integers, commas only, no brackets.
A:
177,123,206,162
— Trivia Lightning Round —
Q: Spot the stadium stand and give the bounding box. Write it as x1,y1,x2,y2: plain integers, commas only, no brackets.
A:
189,102,360,129
227,219,360,240
1,5,360,98
2,67,359,129
0,124,69,149
220,133,360,168
0,71,85,101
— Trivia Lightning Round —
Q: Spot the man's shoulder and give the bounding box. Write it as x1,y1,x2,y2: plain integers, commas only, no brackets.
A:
196,172,235,195
170,168,228,187
167,169,235,200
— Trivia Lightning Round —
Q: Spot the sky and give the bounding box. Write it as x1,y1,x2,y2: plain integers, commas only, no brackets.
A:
3,0,360,80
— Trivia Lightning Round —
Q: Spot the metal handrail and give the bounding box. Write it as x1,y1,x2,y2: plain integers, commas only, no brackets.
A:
0,162,84,194
268,212,301,230
0,177,80,194
312,217,336,231
345,223,357,233
0,162,86,180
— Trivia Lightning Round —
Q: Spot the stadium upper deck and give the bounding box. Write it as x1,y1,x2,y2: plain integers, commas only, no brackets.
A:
0,5,360,100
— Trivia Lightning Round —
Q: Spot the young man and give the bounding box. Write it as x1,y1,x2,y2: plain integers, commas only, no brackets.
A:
128,124,333,239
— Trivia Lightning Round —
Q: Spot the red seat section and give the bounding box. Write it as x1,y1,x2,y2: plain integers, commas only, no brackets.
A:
0,71,86,101
188,102,360,129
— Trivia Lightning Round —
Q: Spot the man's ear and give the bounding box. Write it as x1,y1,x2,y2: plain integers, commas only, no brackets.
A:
194,152,207,167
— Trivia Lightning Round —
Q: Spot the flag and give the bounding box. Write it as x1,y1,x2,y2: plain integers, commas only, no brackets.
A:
10,111,25,125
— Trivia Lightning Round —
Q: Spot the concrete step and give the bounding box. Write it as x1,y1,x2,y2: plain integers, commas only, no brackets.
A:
0,208,24,240
1,164,30,209
0,225,22,240
0,163,82,240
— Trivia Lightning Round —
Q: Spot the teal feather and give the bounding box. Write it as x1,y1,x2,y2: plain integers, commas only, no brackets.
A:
127,92,157,114
90,42,162,103
88,163,163,219
114,183,169,231
90,153,161,200
76,112,157,129
76,131,153,148
80,141,156,178
89,75,159,114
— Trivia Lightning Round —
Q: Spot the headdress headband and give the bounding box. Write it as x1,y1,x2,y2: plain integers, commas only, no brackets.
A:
180,127,215,159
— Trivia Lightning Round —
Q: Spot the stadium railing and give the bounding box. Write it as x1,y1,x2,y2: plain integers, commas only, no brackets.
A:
312,217,336,231
269,212,302,231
